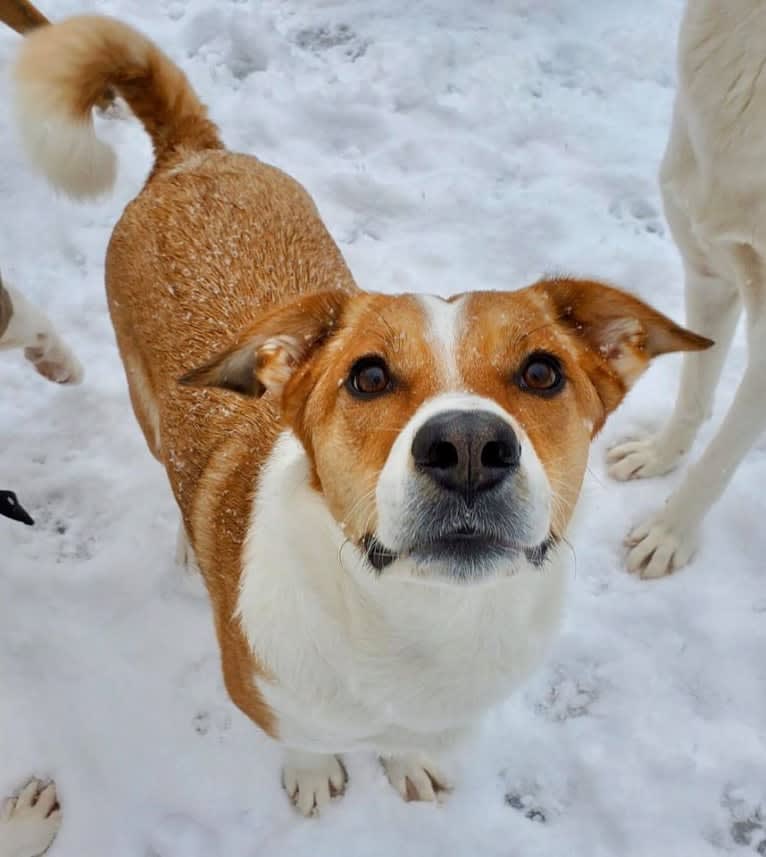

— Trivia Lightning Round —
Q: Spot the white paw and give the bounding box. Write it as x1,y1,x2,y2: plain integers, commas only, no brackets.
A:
625,513,698,578
24,339,83,386
607,435,683,481
281,753,347,817
0,779,61,857
381,753,452,803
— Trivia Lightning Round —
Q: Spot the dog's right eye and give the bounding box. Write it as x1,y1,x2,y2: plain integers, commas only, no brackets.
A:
347,356,392,399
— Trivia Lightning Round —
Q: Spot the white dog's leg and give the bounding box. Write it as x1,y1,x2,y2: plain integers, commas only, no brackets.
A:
281,749,347,817
625,245,766,577
0,285,82,385
0,779,61,857
380,752,452,803
608,264,740,480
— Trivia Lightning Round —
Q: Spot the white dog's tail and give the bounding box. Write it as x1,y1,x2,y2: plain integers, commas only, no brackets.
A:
14,15,223,198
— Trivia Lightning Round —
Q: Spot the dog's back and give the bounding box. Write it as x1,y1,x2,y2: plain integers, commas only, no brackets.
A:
664,1,766,247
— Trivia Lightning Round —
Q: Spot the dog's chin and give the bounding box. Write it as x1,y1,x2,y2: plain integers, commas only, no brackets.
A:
361,532,555,582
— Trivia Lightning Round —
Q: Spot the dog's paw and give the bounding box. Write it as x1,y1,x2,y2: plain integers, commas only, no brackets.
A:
625,513,698,578
381,753,452,803
607,435,683,481
25,338,83,386
282,752,347,817
0,779,61,857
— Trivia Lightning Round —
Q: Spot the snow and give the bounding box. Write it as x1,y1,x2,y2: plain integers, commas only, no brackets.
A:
1,0,765,855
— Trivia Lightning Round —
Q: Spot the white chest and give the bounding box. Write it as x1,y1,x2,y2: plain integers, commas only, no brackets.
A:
237,435,566,754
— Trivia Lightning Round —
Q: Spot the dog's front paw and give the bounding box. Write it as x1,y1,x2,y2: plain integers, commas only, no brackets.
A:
607,435,684,481
281,751,347,817
625,512,698,578
0,779,61,857
381,753,452,803
25,338,83,385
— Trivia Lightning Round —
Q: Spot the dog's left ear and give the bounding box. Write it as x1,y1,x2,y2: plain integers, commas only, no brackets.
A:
534,277,713,424
179,291,349,399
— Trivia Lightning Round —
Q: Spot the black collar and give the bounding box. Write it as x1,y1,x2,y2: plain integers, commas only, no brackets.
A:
0,491,34,525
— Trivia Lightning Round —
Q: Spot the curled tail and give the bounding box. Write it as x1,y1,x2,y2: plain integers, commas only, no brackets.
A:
14,15,223,198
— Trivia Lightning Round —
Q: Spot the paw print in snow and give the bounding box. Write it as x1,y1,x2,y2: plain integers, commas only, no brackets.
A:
723,789,766,854
536,666,600,721
294,24,368,61
609,193,664,236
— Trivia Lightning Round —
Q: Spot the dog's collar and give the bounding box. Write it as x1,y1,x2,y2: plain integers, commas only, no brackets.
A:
0,491,34,526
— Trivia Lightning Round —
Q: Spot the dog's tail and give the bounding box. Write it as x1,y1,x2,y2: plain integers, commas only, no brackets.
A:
13,15,223,198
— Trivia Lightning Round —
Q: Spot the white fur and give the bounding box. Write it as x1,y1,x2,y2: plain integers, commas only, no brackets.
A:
417,294,465,386
239,430,565,785
14,95,115,199
608,0,766,577
0,780,61,857
0,283,83,384
375,391,552,553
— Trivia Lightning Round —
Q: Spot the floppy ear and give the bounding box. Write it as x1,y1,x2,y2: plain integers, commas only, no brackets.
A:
179,291,349,399
534,277,713,422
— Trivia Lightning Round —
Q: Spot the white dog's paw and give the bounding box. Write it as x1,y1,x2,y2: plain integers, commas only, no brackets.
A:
625,513,698,578
381,753,452,803
281,752,347,817
607,435,683,481
24,337,83,386
0,779,61,857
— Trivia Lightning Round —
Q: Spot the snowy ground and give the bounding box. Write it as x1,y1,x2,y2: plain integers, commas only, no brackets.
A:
1,0,765,855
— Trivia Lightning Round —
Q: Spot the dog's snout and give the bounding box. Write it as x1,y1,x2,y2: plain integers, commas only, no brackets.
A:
411,410,520,500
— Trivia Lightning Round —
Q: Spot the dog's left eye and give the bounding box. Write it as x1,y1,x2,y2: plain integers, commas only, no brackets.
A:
517,353,564,395
347,356,392,399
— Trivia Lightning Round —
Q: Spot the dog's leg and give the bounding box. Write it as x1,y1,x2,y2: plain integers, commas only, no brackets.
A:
624,244,766,577
0,779,61,857
608,264,740,480
380,752,452,803
281,749,347,816
0,284,83,384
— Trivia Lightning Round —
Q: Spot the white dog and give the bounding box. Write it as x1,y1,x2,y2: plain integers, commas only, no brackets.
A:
608,0,766,577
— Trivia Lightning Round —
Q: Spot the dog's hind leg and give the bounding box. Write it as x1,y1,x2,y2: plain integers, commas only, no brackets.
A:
0,281,83,384
624,243,766,577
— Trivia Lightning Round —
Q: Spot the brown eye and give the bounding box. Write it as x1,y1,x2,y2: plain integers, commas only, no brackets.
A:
518,353,564,396
347,357,392,399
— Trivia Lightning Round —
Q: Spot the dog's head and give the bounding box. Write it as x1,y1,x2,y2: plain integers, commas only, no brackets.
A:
182,279,711,583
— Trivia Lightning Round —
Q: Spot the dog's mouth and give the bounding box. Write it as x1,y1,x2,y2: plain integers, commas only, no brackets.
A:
361,528,556,574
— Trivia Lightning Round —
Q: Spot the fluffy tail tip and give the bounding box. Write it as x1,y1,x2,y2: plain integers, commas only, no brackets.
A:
14,94,117,199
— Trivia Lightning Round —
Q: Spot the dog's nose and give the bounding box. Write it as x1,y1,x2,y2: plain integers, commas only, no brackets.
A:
411,410,521,501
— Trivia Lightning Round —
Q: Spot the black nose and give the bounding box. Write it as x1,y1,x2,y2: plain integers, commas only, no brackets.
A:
411,410,521,501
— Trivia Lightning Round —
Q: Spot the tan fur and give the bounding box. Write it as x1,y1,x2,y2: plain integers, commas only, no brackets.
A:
14,16,711,746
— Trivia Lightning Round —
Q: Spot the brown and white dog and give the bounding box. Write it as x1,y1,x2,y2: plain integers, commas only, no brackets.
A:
13,16,711,815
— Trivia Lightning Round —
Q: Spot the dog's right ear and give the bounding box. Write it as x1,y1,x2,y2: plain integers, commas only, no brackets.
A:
179,291,349,398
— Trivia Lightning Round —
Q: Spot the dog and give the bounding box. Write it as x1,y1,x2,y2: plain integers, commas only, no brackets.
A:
0,272,82,388
12,15,711,815
607,0,766,578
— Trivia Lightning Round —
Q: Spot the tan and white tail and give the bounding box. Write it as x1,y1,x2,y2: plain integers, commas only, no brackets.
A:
14,15,223,198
